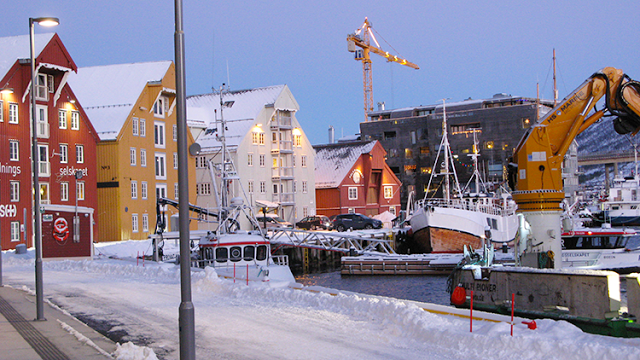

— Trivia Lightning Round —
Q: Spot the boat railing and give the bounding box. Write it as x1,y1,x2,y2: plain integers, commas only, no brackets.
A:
416,197,517,216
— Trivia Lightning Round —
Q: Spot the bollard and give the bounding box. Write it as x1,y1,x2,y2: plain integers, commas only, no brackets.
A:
246,264,249,286
137,251,139,266
234,263,236,283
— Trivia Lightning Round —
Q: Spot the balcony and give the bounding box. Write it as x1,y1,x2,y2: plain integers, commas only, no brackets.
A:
271,140,293,154
37,121,50,139
272,192,295,206
270,115,292,130
271,166,294,180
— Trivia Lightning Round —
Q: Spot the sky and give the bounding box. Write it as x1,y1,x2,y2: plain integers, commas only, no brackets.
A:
3,0,639,145
3,241,640,359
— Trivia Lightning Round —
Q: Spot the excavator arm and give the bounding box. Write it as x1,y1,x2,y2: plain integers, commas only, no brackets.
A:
510,67,640,211
509,67,640,269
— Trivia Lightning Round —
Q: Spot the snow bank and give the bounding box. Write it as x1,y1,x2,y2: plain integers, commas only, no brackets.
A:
114,342,158,360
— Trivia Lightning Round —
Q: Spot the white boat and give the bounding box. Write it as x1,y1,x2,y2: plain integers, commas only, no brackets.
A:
561,222,640,273
409,100,518,253
593,173,640,226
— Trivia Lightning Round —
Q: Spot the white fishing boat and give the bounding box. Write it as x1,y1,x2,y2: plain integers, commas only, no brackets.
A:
561,217,640,273
156,87,296,286
409,100,518,253
593,173,640,226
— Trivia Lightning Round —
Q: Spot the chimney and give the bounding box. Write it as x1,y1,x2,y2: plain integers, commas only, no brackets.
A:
328,125,335,144
377,101,385,111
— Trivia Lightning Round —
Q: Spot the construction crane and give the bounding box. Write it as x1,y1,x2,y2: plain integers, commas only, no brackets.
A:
347,17,419,122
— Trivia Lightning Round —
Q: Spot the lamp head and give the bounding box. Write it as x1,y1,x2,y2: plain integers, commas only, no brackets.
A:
32,17,59,27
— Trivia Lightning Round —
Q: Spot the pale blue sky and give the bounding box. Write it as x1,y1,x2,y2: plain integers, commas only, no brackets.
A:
3,0,638,145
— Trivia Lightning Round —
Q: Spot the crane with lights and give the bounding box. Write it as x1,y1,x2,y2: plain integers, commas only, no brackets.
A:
347,17,419,122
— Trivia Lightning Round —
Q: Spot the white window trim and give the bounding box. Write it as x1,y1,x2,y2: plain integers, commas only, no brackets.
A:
61,182,69,202
76,145,84,164
130,148,137,166
9,103,19,124
141,181,148,199
71,111,80,130
58,109,67,129
9,140,19,161
59,144,68,163
132,214,139,233
348,186,358,200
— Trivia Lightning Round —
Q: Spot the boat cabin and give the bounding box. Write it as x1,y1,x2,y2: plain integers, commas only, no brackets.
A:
562,230,636,250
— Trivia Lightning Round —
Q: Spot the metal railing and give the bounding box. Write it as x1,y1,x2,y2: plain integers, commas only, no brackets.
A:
416,197,516,216
268,228,396,255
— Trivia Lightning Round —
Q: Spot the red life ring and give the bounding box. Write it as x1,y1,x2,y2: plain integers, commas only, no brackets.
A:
451,285,466,306
53,218,70,243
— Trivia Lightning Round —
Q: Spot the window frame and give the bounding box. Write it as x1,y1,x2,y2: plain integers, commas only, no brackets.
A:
76,145,84,163
348,187,358,200
58,109,67,129
71,111,80,130
9,140,19,161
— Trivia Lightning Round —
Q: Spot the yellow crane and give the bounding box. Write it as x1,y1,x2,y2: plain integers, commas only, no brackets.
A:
347,17,419,122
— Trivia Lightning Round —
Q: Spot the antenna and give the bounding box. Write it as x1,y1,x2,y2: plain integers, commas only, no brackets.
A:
226,59,231,90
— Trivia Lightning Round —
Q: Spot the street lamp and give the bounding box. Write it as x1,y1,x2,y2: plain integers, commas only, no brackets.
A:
30,16,59,321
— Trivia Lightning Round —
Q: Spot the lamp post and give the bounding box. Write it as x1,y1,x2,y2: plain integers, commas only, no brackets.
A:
29,16,59,321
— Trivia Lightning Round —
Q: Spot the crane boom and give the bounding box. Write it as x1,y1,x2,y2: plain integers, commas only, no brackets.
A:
347,18,419,122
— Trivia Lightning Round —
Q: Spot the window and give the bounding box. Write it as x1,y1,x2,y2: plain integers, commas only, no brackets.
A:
130,148,137,166
140,149,147,167
10,181,19,202
77,181,85,200
273,184,279,194
389,206,396,216
384,186,393,199
173,152,178,169
292,155,296,167
141,181,148,199
142,214,149,232
248,153,253,166
10,221,20,242
252,132,260,145
131,181,138,199
59,145,71,166
348,187,358,200
260,181,266,194
259,154,265,167
272,157,278,168
293,181,297,193
9,103,18,124
71,111,80,130
196,156,207,168
174,183,179,200
48,75,54,93
348,208,355,214
156,184,167,202
155,153,166,179
384,131,396,139
59,110,67,129
36,105,48,138
411,131,417,144
303,207,309,217
301,155,307,167
140,119,146,137
302,181,308,194
248,181,254,193
38,145,50,176
36,73,48,100
153,96,167,118
61,182,69,201
76,145,84,163
294,134,302,147
9,141,19,161
154,122,165,147
132,118,139,136
405,148,413,159
132,214,139,233
173,124,178,141
272,132,277,143
197,183,211,195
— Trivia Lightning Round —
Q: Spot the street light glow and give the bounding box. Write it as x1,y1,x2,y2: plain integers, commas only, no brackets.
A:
33,17,59,27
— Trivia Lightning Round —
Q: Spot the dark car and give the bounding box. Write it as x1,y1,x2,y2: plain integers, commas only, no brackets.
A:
331,213,383,232
296,215,332,230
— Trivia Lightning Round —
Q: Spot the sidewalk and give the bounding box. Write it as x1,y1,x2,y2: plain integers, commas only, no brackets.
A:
0,285,116,360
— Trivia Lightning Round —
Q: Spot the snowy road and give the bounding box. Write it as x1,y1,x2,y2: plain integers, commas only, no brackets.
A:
2,242,640,360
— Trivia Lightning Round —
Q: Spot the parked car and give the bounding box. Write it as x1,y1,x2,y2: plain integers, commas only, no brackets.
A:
331,213,383,232
296,215,332,230
255,214,293,229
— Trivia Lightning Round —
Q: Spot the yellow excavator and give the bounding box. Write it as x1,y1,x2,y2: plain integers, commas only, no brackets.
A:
508,67,640,268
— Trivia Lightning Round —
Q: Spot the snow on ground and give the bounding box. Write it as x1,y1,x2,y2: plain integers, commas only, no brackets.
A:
2,241,640,360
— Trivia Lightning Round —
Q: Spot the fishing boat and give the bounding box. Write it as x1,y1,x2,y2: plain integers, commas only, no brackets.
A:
156,87,296,286
561,219,640,273
408,101,518,253
592,173,640,226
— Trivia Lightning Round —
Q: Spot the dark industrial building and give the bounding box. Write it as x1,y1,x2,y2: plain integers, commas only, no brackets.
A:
360,94,554,208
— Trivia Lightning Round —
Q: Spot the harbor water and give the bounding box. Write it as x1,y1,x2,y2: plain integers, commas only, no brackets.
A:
296,234,640,306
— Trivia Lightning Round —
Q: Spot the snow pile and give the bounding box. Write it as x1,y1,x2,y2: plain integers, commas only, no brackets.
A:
114,342,158,360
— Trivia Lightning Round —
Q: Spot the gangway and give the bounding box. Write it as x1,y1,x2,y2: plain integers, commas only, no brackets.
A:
267,228,397,255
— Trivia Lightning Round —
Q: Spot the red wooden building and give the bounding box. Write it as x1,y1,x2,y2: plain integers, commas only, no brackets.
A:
0,33,98,251
314,140,401,218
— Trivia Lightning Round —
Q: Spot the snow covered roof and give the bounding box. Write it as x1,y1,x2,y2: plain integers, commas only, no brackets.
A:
188,85,286,149
67,61,172,140
313,141,377,188
0,33,55,79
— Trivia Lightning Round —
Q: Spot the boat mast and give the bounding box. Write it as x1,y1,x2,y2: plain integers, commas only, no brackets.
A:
217,84,229,227
442,101,450,201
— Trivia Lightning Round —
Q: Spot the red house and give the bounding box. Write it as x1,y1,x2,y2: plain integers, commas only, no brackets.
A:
0,33,99,251
314,140,401,218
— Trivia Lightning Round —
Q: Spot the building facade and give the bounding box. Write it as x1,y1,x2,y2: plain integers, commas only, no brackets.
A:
360,94,554,207
314,140,401,218
187,85,316,228
0,33,99,250
68,61,197,241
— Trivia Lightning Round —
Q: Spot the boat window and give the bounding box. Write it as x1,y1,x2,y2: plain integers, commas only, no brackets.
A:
230,246,242,262
203,247,215,260
616,236,629,248
215,247,228,263
244,246,255,261
563,237,578,250
256,245,267,261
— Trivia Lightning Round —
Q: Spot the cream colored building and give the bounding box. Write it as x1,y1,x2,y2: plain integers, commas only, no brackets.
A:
187,85,316,230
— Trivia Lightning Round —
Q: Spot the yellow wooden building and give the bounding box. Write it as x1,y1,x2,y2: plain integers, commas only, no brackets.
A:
69,61,197,241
